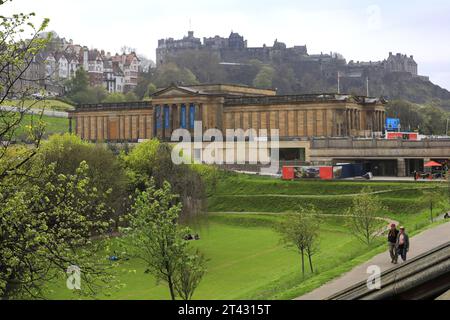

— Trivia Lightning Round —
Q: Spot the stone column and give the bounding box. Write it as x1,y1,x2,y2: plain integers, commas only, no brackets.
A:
345,109,352,136
397,158,406,177
172,104,179,130
379,111,383,132
375,111,380,132
358,110,362,130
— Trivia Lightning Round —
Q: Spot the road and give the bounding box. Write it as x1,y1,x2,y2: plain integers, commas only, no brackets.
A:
1,105,69,118
296,221,450,300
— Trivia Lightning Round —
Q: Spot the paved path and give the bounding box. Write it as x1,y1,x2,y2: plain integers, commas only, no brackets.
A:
296,221,450,300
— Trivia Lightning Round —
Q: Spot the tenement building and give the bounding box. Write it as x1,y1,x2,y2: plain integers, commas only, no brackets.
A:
68,83,386,164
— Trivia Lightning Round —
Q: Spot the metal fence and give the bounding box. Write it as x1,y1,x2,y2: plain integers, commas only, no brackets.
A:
311,137,450,149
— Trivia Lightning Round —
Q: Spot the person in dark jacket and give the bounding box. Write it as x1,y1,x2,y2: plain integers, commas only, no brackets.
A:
395,226,410,263
387,224,399,263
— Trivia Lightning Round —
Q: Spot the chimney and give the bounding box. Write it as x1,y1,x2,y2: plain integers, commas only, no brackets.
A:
188,31,194,37
389,52,393,57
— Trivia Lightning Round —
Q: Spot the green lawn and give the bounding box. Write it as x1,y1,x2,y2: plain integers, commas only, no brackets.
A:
44,173,449,300
209,171,443,196
208,172,447,218
2,113,69,140
2,99,74,111
45,214,380,300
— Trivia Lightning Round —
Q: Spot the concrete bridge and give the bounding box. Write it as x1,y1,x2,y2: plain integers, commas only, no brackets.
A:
309,138,450,177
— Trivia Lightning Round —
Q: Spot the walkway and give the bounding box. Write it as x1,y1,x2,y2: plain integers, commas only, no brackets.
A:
296,221,450,300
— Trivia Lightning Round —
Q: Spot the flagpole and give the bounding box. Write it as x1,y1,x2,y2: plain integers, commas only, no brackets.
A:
366,77,369,97
337,71,340,94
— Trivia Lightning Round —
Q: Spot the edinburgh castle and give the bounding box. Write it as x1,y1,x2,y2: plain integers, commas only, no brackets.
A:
157,30,424,82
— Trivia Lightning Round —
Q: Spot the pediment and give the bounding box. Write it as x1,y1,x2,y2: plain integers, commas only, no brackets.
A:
152,86,199,98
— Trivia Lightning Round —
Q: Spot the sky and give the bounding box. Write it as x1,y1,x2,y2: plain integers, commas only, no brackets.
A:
3,0,450,90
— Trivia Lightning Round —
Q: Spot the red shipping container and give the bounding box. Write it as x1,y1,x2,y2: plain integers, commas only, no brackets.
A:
320,167,333,180
282,167,295,180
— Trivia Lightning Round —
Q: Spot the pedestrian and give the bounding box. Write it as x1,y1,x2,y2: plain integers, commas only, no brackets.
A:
387,223,399,263
395,226,410,263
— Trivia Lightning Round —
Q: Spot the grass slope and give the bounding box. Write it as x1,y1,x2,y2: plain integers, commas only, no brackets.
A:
2,99,74,111
208,172,446,218
45,214,377,300
12,114,69,139
45,173,449,300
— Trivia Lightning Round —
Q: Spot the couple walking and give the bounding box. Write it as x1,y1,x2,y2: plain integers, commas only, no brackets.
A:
388,224,409,264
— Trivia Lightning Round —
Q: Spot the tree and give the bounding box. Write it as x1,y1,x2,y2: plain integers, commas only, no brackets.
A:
422,105,448,135
123,181,206,300
385,100,423,132
154,62,199,88
304,218,320,273
39,133,130,228
124,91,138,102
66,68,89,98
66,69,108,104
253,65,275,89
0,1,114,300
0,160,114,299
102,92,126,103
346,187,384,245
167,50,226,84
134,68,157,99
272,64,297,94
423,188,445,223
174,249,207,300
122,140,207,222
277,207,321,277
0,0,50,178
145,83,157,98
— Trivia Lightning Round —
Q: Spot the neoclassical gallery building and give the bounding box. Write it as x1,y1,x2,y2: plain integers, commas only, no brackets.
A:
68,83,386,163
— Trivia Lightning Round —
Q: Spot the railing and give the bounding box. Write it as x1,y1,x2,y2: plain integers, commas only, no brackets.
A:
327,242,450,300
73,101,152,112
311,137,450,149
224,93,345,106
